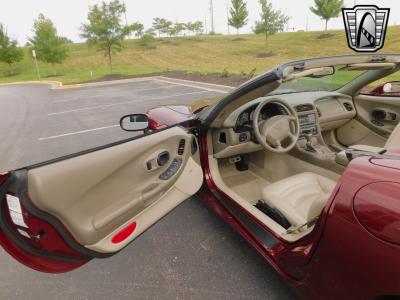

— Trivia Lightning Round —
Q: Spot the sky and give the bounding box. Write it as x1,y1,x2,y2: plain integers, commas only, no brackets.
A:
1,0,399,44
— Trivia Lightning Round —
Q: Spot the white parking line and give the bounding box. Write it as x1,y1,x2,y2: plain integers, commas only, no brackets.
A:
52,84,177,104
38,125,120,141
48,90,211,116
155,77,234,93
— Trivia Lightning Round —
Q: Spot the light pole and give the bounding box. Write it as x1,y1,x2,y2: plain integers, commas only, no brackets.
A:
123,1,128,26
306,16,309,32
226,1,230,35
210,0,215,33
32,50,40,80
284,8,290,32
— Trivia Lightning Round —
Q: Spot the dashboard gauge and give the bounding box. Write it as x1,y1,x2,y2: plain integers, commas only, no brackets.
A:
260,112,268,121
237,112,249,127
250,111,254,121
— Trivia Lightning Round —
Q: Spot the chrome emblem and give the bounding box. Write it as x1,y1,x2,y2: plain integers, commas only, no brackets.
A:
342,5,390,52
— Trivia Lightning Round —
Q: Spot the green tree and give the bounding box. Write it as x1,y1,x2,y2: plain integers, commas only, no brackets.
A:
0,24,24,75
184,22,193,35
144,28,156,37
160,20,173,37
310,0,344,31
29,14,68,75
192,21,204,35
152,18,169,37
173,23,186,36
80,0,135,73
228,0,249,34
132,22,144,38
254,0,288,46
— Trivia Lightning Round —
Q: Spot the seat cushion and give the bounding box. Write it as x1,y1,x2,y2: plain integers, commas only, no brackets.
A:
262,172,336,227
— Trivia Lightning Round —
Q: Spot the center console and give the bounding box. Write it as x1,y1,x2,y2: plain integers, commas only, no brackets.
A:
299,113,318,136
295,104,335,160
291,104,350,174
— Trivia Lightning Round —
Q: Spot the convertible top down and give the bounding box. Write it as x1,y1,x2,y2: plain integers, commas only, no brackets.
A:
1,54,400,299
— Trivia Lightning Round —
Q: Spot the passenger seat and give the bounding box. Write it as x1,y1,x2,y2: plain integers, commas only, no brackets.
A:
335,122,400,166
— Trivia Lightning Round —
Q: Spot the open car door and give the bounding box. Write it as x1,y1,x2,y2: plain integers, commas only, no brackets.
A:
0,126,203,273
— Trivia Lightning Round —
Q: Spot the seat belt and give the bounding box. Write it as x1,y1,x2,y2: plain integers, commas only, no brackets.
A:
285,215,320,235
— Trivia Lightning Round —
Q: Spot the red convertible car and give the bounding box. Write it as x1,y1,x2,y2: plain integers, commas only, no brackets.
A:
1,55,400,300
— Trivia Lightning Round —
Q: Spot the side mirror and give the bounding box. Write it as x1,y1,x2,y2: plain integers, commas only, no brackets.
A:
120,114,149,131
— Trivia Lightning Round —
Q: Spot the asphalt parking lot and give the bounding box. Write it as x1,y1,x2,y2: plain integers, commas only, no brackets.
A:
0,78,296,299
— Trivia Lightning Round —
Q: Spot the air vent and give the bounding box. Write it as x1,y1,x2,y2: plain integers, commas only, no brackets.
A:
295,104,314,112
219,132,227,144
177,139,186,155
343,102,354,112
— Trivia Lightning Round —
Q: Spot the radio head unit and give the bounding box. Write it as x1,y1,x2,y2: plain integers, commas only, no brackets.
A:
298,113,318,136
299,113,316,126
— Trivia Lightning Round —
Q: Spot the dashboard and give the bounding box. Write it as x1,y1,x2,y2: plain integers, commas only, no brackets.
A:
212,91,356,159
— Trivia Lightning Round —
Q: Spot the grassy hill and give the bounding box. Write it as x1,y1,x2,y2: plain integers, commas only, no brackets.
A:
2,26,400,84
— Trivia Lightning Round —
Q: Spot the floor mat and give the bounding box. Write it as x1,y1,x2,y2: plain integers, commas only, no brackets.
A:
223,171,269,205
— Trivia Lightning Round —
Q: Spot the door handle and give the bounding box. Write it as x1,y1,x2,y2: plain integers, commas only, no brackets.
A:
372,109,397,122
145,151,170,171
157,151,170,167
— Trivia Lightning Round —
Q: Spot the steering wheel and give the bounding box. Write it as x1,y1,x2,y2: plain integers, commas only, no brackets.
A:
252,98,300,153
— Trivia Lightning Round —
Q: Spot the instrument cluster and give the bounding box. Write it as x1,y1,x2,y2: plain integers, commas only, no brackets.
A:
235,103,288,132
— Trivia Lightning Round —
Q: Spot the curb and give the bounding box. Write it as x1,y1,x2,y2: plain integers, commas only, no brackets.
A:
0,76,235,93
0,80,81,89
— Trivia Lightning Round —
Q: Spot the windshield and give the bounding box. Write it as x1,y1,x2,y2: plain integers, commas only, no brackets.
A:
270,66,365,95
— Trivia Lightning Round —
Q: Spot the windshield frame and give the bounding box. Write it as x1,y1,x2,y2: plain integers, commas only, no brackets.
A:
269,66,368,96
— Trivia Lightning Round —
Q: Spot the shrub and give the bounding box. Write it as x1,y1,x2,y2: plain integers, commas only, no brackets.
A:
138,34,156,48
249,67,257,78
221,68,230,77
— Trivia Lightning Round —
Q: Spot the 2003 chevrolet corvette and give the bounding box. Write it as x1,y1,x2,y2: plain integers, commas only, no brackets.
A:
1,55,400,299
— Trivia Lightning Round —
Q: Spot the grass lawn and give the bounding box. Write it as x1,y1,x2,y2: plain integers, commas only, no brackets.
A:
1,26,400,84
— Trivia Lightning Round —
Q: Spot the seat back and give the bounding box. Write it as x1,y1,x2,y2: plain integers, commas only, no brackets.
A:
385,122,400,150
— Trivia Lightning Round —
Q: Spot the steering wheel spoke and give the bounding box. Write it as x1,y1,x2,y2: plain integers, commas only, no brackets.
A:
273,139,283,150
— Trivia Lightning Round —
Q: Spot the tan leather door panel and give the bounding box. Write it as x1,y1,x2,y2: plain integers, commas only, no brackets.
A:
336,94,400,146
27,126,203,253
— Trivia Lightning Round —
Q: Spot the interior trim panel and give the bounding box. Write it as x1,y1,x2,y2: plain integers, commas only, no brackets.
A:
27,127,203,253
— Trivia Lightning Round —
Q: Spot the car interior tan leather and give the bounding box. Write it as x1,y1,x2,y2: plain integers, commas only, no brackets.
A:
27,127,203,253
335,122,400,166
336,119,387,147
335,144,386,166
202,58,400,245
334,93,400,149
353,94,400,136
386,122,400,150
211,144,339,242
262,172,336,227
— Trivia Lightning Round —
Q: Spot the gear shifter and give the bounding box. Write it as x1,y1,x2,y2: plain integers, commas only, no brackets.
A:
305,134,317,153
